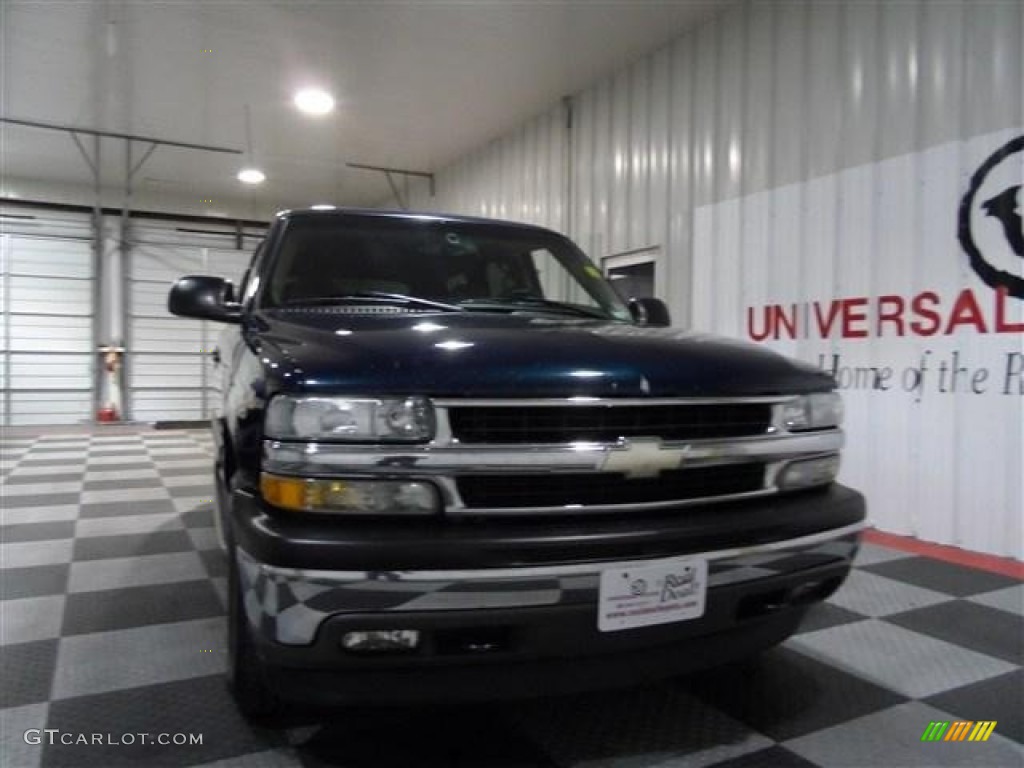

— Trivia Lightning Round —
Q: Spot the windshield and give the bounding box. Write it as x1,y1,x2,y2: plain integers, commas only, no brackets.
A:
261,216,632,321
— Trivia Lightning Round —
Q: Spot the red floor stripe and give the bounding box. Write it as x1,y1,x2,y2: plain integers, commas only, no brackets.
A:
863,529,1024,580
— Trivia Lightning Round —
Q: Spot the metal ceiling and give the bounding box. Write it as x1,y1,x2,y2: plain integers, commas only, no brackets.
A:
1,0,731,219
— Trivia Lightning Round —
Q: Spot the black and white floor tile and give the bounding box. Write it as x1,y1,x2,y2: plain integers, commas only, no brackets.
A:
1,427,1021,767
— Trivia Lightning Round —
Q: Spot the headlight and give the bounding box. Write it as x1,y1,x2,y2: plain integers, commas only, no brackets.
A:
261,473,440,515
265,396,434,441
780,392,843,432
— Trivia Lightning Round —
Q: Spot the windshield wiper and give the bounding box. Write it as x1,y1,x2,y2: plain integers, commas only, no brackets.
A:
458,297,608,319
283,291,465,312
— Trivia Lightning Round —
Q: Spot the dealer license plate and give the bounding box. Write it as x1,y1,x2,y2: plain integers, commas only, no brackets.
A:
598,558,707,632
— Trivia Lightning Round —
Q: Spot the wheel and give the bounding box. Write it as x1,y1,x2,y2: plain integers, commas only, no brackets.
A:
226,529,279,720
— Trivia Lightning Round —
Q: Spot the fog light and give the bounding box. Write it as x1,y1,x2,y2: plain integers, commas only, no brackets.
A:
260,473,439,515
778,454,840,490
341,630,420,653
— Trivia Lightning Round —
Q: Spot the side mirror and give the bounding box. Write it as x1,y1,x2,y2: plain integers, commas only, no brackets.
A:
168,275,242,324
628,297,671,327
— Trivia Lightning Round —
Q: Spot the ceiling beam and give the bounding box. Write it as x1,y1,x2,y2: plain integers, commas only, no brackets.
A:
0,116,242,154
346,162,435,198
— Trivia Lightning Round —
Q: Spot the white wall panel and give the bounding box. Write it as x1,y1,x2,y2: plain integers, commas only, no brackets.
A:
590,79,613,258
9,244,92,278
400,0,1022,558
0,228,94,426
10,392,93,425
130,246,203,283
9,355,91,389
127,223,251,422
131,316,203,354
648,47,672,268
8,275,92,315
696,130,1023,559
8,315,91,353
609,67,631,255
666,34,696,326
0,206,95,241
0,208,264,426
408,105,568,235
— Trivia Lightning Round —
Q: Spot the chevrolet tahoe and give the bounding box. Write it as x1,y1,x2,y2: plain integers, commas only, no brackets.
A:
168,208,866,718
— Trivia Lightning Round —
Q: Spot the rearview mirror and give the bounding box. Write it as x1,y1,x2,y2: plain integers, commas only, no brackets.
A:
168,275,242,324
628,297,671,327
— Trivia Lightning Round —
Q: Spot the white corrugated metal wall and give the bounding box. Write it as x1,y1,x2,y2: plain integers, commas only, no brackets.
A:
127,222,254,422
0,209,96,426
405,0,1023,558
0,209,264,426
417,107,570,233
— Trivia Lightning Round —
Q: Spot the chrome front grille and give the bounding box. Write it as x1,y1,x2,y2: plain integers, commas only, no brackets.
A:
456,464,767,509
263,396,843,516
447,402,772,444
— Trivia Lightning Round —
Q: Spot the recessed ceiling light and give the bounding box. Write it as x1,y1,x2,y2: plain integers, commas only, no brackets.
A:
310,204,336,210
237,168,266,185
294,87,335,116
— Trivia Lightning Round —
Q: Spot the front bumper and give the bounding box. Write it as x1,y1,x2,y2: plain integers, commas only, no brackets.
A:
237,521,863,646
231,483,865,702
230,483,866,571
263,591,828,704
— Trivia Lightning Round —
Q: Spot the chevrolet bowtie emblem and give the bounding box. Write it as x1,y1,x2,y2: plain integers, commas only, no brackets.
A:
601,439,693,479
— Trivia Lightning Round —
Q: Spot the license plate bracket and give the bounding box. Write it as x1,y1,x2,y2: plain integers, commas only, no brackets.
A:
598,558,707,632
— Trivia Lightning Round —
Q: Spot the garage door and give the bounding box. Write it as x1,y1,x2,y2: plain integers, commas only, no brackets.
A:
127,223,256,422
1,213,95,426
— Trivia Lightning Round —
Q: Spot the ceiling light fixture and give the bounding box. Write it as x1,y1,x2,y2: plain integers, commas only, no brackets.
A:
237,168,266,185
294,87,335,116
237,104,266,185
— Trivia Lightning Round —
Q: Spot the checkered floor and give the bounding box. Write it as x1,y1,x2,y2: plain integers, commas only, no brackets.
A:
1,427,1021,768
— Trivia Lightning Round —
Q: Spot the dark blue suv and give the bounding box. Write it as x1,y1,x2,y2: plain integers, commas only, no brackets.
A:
169,208,865,718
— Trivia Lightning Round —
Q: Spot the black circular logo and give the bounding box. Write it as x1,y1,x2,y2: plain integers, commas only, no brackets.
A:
958,135,1024,299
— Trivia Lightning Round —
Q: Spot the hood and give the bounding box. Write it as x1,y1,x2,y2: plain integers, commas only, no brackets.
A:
245,309,833,398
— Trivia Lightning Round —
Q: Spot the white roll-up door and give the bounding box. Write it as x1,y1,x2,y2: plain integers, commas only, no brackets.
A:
127,223,255,422
1,212,95,426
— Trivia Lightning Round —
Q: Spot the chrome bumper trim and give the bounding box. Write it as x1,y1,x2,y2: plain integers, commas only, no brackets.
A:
236,522,864,645
256,522,865,583
436,483,780,517
263,431,844,475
